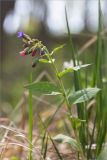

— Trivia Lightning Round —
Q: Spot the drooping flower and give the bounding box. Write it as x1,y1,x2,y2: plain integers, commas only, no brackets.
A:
17,31,24,38
19,50,26,57
31,50,37,57
18,32,47,67
40,49,45,55
32,57,40,67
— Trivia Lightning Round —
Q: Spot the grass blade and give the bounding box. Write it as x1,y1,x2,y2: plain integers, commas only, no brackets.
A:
28,72,33,160
65,6,86,151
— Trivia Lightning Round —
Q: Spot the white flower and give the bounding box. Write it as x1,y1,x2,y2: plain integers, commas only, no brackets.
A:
63,59,82,69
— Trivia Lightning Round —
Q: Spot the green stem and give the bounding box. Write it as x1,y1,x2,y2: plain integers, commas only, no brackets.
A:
47,52,71,114
28,72,33,160
46,50,86,160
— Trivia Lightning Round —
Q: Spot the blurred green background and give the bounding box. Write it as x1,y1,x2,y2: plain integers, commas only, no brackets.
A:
0,0,107,109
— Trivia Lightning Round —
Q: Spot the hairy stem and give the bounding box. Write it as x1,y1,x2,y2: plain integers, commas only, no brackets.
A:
46,49,86,160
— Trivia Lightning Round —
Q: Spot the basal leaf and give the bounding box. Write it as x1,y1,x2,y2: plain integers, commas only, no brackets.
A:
53,134,80,151
51,44,66,55
68,88,100,104
97,146,107,160
25,81,62,95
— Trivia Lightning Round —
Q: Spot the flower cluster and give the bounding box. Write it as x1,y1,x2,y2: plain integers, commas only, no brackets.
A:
18,31,46,67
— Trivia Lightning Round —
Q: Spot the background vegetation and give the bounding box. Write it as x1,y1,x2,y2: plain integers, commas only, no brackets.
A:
0,0,107,159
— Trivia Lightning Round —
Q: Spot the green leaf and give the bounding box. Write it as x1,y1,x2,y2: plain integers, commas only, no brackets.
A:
58,68,73,78
70,116,86,129
72,64,91,71
68,88,100,104
39,58,55,63
97,146,107,160
45,91,62,95
58,64,91,78
11,157,20,160
53,134,80,151
24,81,62,95
51,44,66,55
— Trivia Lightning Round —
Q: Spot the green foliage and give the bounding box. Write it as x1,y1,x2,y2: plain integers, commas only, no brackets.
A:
70,116,86,129
39,58,55,63
72,64,91,71
25,81,62,95
51,44,66,55
68,88,100,104
10,157,20,160
97,146,107,160
53,134,80,151
58,68,73,78
16,1,107,160
58,64,91,78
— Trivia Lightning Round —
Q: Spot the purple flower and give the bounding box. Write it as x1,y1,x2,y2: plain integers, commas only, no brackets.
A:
40,49,45,55
17,31,24,38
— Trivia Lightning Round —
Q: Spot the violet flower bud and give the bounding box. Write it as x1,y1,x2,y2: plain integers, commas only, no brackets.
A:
17,31,24,38
40,49,45,55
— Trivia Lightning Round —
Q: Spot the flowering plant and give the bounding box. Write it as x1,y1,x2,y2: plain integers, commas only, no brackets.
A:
18,31,101,160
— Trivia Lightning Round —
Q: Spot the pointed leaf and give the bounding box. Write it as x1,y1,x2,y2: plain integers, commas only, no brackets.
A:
45,91,62,95
51,44,66,55
58,64,91,78
39,58,55,63
72,64,91,71
53,134,80,151
58,68,73,78
25,82,62,95
68,88,100,104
